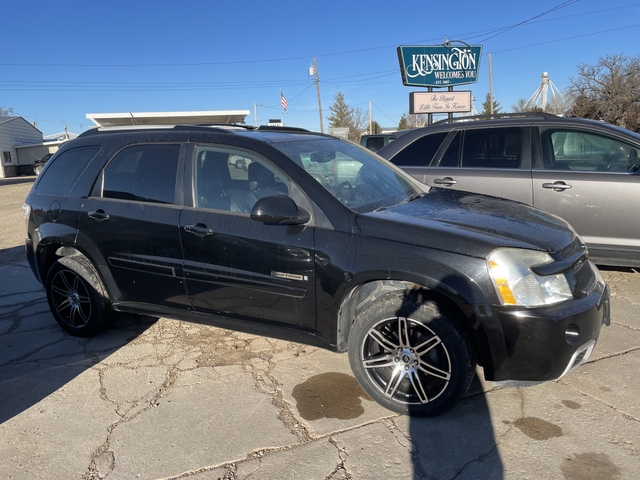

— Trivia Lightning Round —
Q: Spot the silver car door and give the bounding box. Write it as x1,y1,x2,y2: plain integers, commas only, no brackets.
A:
533,127,640,263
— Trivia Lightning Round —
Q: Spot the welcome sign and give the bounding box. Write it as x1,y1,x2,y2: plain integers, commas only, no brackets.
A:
397,45,482,87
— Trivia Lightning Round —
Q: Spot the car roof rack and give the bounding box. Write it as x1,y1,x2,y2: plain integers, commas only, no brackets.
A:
256,125,310,133
432,112,562,125
78,123,311,138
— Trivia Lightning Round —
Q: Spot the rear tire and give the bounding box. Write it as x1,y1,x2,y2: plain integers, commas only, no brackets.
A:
45,255,114,337
348,291,476,416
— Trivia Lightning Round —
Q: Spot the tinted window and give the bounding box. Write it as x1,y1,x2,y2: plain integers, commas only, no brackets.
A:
390,132,448,167
35,146,101,196
461,128,523,168
540,128,640,173
101,144,180,204
194,146,289,212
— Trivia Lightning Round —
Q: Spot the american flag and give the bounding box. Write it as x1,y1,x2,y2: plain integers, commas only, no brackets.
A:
280,92,289,112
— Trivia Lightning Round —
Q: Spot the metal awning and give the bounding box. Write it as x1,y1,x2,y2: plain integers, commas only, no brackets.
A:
86,110,250,127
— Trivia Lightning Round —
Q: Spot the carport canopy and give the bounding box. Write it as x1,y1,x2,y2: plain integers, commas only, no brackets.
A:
86,110,250,127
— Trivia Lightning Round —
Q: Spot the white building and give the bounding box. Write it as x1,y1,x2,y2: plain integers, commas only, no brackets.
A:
0,117,45,178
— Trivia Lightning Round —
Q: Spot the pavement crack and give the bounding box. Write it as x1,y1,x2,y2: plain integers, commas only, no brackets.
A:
1,336,67,366
450,389,523,480
583,345,640,366
326,435,351,479
557,379,640,422
84,365,180,479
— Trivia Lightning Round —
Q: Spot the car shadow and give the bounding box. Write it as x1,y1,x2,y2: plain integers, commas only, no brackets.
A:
394,286,505,478
408,377,504,479
0,247,157,425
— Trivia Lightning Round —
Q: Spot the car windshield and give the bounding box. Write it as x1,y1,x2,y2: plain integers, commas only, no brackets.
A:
274,138,423,213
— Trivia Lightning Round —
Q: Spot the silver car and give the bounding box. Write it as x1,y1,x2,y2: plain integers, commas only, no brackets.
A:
378,113,640,267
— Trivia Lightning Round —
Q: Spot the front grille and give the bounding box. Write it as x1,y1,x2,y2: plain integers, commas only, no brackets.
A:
559,237,596,296
573,260,596,295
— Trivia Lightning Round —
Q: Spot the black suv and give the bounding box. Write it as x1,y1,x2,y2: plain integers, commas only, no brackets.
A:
24,124,609,416
378,113,640,267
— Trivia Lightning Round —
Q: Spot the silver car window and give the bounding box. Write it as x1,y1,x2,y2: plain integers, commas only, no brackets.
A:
540,128,640,173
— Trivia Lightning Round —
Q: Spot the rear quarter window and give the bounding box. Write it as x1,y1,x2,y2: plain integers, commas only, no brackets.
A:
34,146,101,196
389,132,448,167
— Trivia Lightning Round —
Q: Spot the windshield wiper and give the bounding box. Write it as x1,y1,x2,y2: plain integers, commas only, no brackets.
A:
407,192,428,202
373,192,428,213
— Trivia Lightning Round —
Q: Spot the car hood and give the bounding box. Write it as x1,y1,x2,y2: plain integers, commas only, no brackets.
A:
356,188,576,258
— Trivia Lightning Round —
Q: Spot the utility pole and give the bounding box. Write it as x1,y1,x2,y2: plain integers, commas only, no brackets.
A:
488,53,494,115
312,57,324,133
369,99,372,134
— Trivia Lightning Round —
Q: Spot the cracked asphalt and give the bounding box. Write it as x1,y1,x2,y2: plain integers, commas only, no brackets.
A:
1,178,639,479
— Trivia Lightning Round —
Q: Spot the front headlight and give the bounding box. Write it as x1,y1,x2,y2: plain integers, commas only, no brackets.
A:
488,248,572,307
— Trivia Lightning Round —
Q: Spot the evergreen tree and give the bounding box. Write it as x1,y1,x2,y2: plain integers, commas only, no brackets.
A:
398,114,408,130
327,92,354,128
481,93,501,115
370,120,382,134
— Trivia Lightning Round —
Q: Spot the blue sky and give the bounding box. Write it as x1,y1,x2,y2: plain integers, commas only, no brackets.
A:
2,0,639,136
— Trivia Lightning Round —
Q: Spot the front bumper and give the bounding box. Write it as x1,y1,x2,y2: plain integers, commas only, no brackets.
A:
483,277,609,383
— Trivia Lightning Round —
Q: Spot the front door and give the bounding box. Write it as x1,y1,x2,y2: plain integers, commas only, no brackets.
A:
533,127,640,262
179,145,317,330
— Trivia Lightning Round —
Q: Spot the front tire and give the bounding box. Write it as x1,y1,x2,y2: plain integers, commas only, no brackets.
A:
348,291,476,416
45,255,114,337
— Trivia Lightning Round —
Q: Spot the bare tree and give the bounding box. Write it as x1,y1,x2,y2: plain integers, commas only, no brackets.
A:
512,98,528,113
567,54,640,132
350,107,369,140
398,112,428,130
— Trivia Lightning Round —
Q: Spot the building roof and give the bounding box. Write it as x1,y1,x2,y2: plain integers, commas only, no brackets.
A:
43,132,79,142
0,116,43,134
86,110,250,128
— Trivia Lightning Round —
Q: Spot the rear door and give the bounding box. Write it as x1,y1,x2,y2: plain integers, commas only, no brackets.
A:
533,126,640,262
179,144,317,330
78,143,190,309
424,126,534,204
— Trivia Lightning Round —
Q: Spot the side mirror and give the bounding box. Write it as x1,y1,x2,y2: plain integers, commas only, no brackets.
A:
250,195,311,225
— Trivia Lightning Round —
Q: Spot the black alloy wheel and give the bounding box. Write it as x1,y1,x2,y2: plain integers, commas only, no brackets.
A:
46,255,114,337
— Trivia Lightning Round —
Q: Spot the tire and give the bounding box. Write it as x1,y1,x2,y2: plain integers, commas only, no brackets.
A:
45,255,114,337
34,165,41,175
348,291,476,416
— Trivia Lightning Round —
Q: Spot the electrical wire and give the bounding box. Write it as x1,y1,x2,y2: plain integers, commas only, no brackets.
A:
1,3,637,69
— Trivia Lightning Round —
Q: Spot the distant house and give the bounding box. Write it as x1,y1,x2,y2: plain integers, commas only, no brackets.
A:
0,116,44,178
0,117,77,178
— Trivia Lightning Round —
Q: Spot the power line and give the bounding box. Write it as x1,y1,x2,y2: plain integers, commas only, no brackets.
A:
491,23,640,55
475,0,580,43
1,3,637,69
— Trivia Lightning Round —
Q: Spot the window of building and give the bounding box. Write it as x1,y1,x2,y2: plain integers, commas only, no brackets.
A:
2,151,12,165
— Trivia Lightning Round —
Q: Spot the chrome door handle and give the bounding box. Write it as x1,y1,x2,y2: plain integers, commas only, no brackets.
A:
433,177,458,186
185,224,214,237
542,182,572,191
87,210,110,221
